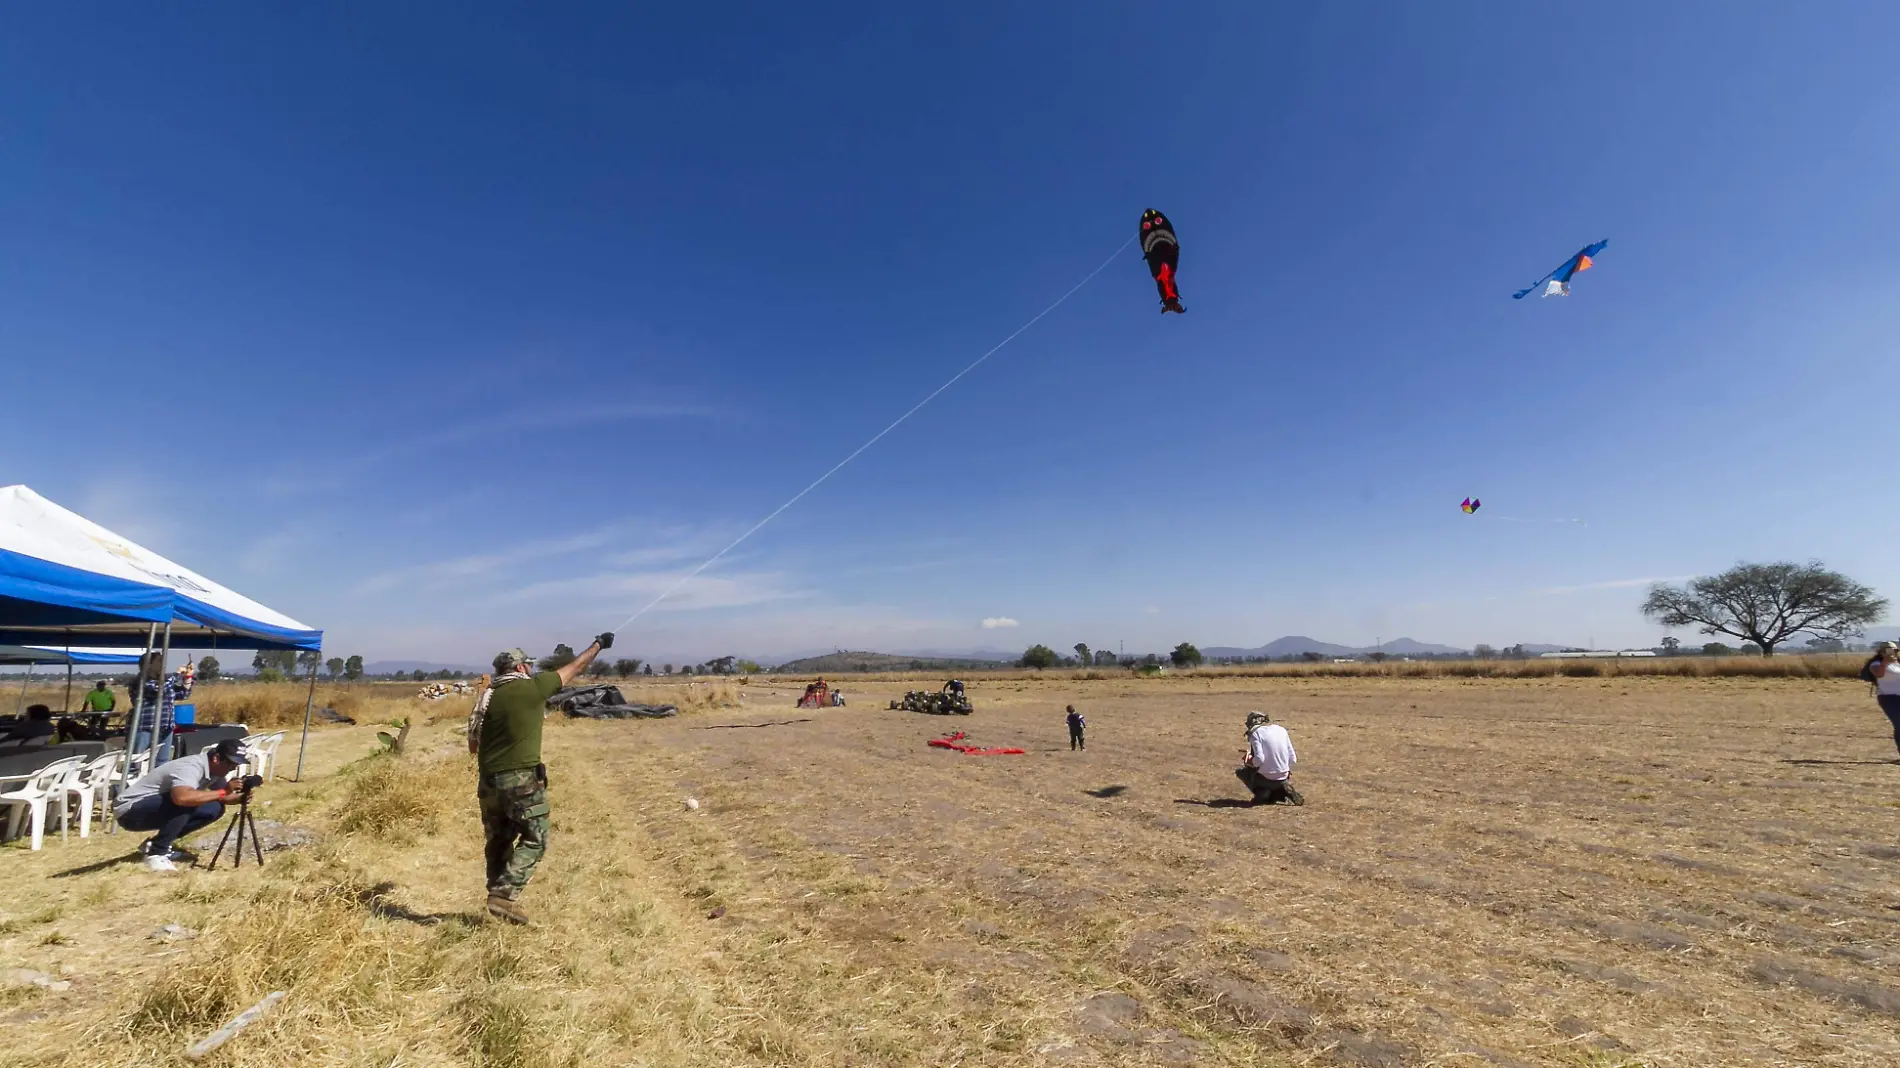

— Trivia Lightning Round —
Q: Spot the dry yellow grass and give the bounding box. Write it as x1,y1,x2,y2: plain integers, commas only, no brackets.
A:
4,674,1897,1067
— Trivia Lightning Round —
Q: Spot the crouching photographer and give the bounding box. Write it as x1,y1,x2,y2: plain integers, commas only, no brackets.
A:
113,738,255,873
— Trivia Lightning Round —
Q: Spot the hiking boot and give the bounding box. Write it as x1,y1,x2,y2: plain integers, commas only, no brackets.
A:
486,895,532,926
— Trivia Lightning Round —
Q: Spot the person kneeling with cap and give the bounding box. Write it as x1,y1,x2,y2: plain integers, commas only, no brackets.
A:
114,738,249,872
1236,711,1304,806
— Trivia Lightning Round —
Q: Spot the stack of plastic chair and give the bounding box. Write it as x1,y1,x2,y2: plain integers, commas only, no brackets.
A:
1,755,86,850
63,751,124,840
242,731,288,782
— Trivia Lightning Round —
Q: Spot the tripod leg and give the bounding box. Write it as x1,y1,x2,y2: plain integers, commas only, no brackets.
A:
233,801,249,868
208,812,239,871
246,805,265,867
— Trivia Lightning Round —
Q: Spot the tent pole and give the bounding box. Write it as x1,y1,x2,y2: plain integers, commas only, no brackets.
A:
128,624,157,755
146,622,172,770
293,652,320,782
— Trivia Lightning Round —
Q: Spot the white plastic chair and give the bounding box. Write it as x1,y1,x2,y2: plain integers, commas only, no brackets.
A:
239,731,286,782
102,750,150,835
1,756,85,851
61,752,123,840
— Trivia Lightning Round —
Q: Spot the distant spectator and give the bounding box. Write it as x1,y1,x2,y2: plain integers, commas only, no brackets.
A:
1066,705,1086,750
2,705,56,743
83,680,116,714
1867,642,1900,760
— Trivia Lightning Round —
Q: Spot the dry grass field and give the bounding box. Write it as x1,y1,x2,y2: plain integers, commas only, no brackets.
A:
3,674,1898,1067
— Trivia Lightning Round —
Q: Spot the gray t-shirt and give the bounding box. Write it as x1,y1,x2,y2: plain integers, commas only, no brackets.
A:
114,752,223,814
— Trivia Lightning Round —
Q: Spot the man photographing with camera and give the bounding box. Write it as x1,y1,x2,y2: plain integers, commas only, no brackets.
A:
466,632,613,925
113,737,254,873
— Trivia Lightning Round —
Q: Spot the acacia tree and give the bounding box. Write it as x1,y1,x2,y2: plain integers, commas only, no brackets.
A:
1170,642,1203,668
1642,562,1886,657
1020,645,1058,670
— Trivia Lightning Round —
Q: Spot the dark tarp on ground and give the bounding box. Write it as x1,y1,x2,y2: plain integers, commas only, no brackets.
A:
547,684,677,720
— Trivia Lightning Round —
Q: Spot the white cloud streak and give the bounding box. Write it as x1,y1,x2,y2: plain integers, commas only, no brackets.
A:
1534,575,1693,597
981,617,1019,629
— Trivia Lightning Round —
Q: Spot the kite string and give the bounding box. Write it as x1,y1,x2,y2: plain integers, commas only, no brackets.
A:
612,233,1138,631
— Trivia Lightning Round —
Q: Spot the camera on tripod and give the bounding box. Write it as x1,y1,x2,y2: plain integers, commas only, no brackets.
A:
209,774,269,870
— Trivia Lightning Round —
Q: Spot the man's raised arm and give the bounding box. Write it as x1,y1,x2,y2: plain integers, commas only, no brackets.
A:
554,633,614,687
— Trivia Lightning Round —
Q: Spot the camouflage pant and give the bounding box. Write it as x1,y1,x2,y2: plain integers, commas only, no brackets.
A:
478,767,550,900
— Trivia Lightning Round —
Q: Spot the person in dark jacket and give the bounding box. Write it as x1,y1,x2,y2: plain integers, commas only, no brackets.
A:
1065,705,1086,750
2,705,56,743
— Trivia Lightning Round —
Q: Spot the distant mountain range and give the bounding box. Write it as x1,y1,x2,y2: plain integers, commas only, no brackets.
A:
773,650,1013,674
1203,636,1469,659
350,637,1613,676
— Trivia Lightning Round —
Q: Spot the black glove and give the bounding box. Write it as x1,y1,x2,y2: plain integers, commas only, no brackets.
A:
594,631,615,651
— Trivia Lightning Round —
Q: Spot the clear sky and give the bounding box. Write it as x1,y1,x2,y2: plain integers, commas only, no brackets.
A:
4,3,1896,664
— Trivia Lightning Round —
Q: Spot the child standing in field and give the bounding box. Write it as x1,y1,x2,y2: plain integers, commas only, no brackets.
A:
1066,705,1085,750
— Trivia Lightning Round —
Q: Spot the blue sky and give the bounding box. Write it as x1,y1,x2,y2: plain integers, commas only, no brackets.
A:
4,3,1896,664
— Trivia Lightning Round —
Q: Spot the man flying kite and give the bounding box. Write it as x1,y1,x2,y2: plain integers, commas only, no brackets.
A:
1514,240,1608,299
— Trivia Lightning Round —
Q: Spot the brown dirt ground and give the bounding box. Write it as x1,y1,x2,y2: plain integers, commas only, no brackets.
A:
3,676,1898,1067
656,676,1900,1067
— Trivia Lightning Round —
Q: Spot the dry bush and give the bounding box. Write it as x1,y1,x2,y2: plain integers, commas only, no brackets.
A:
191,682,424,730
329,754,453,842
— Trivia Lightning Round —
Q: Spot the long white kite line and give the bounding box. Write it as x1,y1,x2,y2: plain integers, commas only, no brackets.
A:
612,233,1137,632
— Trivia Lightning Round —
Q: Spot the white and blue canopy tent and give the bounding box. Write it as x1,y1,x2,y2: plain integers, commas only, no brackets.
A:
0,644,142,717
0,486,324,774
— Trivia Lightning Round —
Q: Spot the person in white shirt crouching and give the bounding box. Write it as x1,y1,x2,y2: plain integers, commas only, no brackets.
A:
1236,711,1304,806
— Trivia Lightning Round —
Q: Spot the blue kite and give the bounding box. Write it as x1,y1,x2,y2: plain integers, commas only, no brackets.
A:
1513,240,1608,299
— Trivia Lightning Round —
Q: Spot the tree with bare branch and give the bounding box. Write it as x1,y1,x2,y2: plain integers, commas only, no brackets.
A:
1641,562,1886,656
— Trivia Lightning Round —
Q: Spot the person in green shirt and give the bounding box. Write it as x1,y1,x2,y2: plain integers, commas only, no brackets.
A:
465,632,612,925
83,681,117,713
